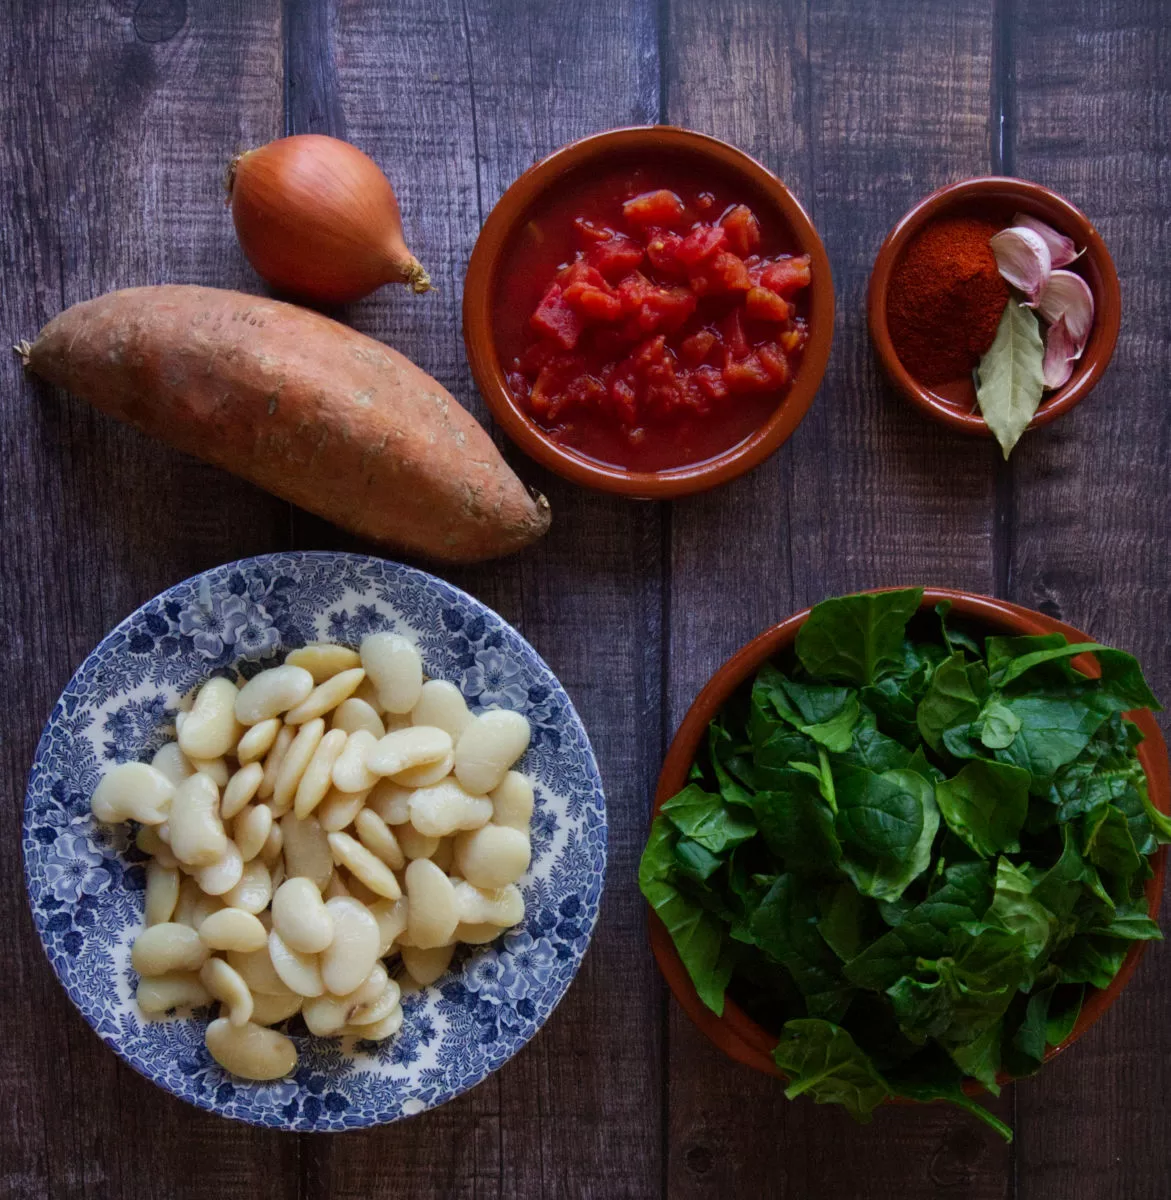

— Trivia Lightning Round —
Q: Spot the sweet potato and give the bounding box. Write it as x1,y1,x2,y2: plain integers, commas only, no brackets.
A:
20,285,550,563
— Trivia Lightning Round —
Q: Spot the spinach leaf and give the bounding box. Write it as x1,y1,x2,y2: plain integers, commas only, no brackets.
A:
834,710,915,772
975,699,1022,750
1034,824,1114,918
1054,935,1129,989
917,653,984,753
1080,898,1162,941
707,722,755,808
751,770,842,875
817,881,871,962
795,589,924,687
948,1021,1002,1095
773,1019,891,1122
935,600,984,659
986,858,1057,980
992,693,1113,784
935,759,1030,857
673,837,724,884
835,767,939,903
660,783,757,855
1081,804,1142,881
887,1054,1012,1142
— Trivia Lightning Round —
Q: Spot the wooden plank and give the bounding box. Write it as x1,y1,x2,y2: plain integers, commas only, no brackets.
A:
1008,4,1171,1197
662,2,1012,1196
0,2,297,1197
309,1,664,1196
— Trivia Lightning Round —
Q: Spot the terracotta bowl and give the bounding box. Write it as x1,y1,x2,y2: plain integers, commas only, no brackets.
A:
867,178,1121,437
650,588,1168,1090
463,126,834,499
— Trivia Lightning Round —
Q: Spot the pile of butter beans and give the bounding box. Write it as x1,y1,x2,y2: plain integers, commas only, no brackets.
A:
89,633,534,1081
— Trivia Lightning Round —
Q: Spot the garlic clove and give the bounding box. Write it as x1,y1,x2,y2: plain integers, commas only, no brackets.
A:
990,226,1052,303
1041,313,1079,390
1037,269,1095,350
1011,213,1082,268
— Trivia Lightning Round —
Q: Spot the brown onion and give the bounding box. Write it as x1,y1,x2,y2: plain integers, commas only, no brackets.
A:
227,135,432,305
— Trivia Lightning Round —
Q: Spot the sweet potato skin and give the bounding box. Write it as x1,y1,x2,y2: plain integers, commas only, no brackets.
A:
26,286,550,563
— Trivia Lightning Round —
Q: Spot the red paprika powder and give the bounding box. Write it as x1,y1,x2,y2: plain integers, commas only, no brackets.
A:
886,216,1009,386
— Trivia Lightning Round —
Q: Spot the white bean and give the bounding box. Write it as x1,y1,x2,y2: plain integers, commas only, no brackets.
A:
233,804,273,862
317,787,370,833
258,725,295,800
453,881,525,927
272,718,326,815
285,668,366,725
286,643,361,683
205,1018,296,1081
328,832,402,900
172,878,203,928
91,762,173,826
223,858,273,914
136,971,212,1013
367,779,411,826
491,772,535,831
454,921,506,945
259,822,283,865
348,1004,404,1041
369,897,409,955
360,633,423,714
330,698,385,739
392,751,456,789
132,923,209,976
151,742,195,787
353,808,406,870
188,755,230,788
348,977,401,1026
399,943,454,986
411,679,472,739
227,946,295,997
144,862,180,926
302,963,389,1036
235,665,314,725
454,710,531,795
404,859,458,949
221,763,264,820
351,676,383,711
267,931,325,997
250,991,303,1027
454,824,531,889
193,840,244,896
324,873,350,900
321,897,380,996
409,780,493,838
136,825,178,869
280,812,333,890
430,836,455,874
236,717,282,765
366,726,452,780
199,907,268,953
168,773,227,867
200,957,254,1027
178,677,242,760
272,877,335,954
394,822,441,861
341,872,380,906
331,730,380,793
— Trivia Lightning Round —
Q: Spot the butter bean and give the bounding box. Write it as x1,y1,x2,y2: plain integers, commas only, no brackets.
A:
411,679,472,739
258,725,295,800
360,633,423,714
227,946,295,997
328,832,402,900
259,821,283,865
199,907,268,953
286,643,361,683
178,677,243,760
235,665,314,725
330,698,385,738
249,991,303,1027
233,803,273,863
273,718,326,814
321,897,380,996
169,773,227,867
287,723,339,818
91,762,174,826
348,976,401,1026
267,930,325,997
200,957,254,1027
454,710,531,795
452,881,525,928
348,1004,403,1041
143,863,180,928
453,824,531,889
151,742,195,787
366,726,452,779
430,836,454,874
399,943,454,987
205,1018,296,1081
193,840,244,896
136,971,212,1013
223,858,272,914
302,963,389,1036
353,808,406,870
332,730,380,793
394,822,440,861
236,717,281,765
404,859,458,949
285,668,366,725
281,812,333,890
272,877,335,954
132,923,209,976
221,762,264,820
369,897,409,955
409,780,493,838
454,921,506,945
136,825,178,869
367,779,411,826
392,751,455,789
188,755,230,788
491,772,535,831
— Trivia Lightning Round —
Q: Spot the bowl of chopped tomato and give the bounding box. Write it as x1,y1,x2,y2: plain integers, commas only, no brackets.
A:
463,126,834,498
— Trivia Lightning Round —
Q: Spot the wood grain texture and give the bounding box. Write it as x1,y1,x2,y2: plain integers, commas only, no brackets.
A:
0,2,296,1199
1007,4,1171,1198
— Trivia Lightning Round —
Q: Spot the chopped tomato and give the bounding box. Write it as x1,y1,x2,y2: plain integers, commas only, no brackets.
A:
721,308,750,359
720,204,762,256
644,230,686,276
574,217,614,243
616,271,657,314
588,234,644,279
691,251,753,295
744,286,793,322
680,328,718,367
530,284,584,349
563,281,623,322
622,189,686,227
724,353,775,393
676,224,727,267
756,342,791,386
694,364,730,402
557,260,608,290
761,254,812,297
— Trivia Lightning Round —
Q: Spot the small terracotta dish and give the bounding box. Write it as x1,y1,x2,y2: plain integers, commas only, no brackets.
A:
649,588,1168,1088
868,178,1121,437
463,126,834,499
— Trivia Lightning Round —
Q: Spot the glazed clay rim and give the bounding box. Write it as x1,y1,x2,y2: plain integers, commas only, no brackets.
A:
463,125,835,499
649,587,1169,1092
867,178,1122,436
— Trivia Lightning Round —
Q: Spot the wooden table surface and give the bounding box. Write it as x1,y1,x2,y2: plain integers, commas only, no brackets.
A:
3,1,1168,1197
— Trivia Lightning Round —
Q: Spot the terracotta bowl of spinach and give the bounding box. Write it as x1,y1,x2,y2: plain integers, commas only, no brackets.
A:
642,588,1169,1140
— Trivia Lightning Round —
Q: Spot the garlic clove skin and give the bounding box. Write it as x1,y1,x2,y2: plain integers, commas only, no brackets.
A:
1011,213,1082,268
1037,269,1095,350
1041,313,1079,390
990,226,1052,304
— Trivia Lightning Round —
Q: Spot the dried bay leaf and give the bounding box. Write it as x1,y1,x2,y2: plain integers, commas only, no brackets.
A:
976,301,1045,459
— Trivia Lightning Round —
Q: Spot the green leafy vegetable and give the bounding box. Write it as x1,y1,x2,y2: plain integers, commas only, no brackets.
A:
976,300,1046,459
639,589,1164,1141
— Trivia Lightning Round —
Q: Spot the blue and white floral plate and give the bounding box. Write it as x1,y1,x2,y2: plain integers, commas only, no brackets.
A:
23,552,607,1130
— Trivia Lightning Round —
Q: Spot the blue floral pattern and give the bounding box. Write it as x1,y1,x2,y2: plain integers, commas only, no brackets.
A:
23,552,607,1131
